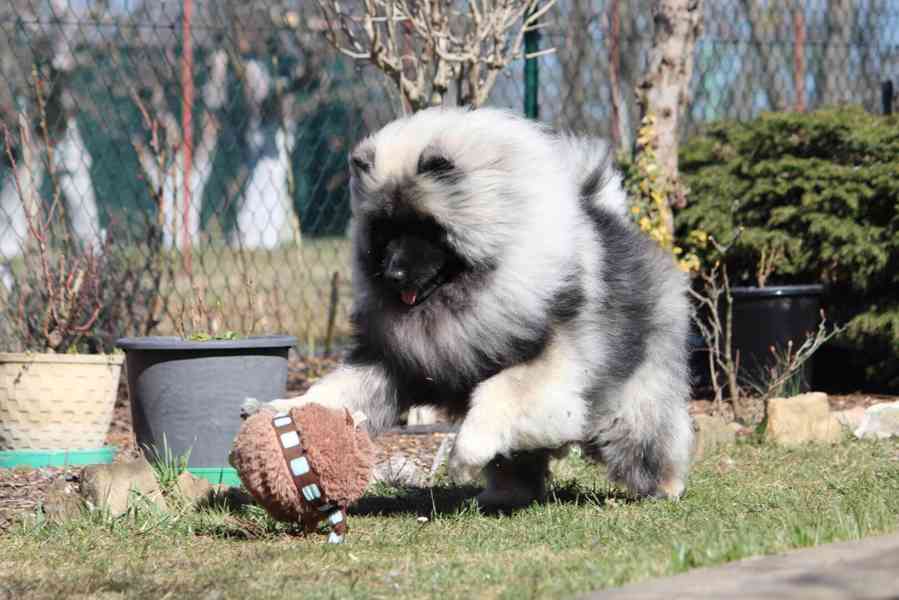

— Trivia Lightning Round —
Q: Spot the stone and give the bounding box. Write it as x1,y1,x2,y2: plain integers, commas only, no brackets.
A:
765,392,841,446
733,396,766,427
854,401,899,440
213,485,255,508
42,478,84,523
833,406,866,431
80,456,166,516
372,453,424,487
174,471,214,507
691,414,736,460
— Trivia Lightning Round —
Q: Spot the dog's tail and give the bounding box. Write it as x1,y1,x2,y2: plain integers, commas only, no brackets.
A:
557,134,630,220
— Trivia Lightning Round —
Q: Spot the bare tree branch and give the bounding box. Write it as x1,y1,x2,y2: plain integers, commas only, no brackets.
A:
314,0,558,111
688,231,742,416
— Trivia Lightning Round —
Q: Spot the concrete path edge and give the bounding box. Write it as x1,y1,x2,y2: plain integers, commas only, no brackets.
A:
579,532,899,600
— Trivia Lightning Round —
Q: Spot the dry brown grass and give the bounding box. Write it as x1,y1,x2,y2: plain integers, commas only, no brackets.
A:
155,239,353,349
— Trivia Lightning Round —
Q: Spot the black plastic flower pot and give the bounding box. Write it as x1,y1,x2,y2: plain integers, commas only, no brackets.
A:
731,284,825,388
115,335,296,476
690,285,825,394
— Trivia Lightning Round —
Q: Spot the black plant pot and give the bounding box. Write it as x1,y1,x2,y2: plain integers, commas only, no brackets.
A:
690,285,825,394
115,336,296,474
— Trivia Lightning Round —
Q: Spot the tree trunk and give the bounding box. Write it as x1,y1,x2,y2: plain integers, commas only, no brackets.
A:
740,0,789,112
132,49,227,251
54,119,103,251
0,138,44,261
231,59,301,250
232,121,300,250
792,6,806,113
635,0,703,232
134,115,214,251
0,0,104,260
822,0,854,106
607,0,624,150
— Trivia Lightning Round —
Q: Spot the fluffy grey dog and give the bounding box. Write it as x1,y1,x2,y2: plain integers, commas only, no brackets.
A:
253,106,693,507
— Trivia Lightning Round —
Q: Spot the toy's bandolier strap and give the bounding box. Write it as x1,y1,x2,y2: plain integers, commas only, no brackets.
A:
271,413,349,543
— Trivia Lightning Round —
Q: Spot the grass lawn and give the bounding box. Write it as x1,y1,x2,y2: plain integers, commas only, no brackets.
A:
1,437,898,599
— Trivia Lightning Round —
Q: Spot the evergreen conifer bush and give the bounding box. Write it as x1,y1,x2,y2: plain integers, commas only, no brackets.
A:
676,107,899,389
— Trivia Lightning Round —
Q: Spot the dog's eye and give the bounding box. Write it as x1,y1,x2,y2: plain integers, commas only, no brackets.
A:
350,152,372,174
417,154,455,178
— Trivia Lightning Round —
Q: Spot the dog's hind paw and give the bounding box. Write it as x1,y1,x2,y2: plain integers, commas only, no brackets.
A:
653,477,686,501
476,486,541,510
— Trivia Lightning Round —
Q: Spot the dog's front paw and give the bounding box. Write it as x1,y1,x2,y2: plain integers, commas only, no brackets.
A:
447,452,483,485
239,397,262,420
240,397,302,420
447,428,500,485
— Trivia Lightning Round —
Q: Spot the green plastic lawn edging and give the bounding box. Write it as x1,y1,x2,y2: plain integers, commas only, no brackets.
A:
0,448,241,487
187,467,242,487
0,447,117,468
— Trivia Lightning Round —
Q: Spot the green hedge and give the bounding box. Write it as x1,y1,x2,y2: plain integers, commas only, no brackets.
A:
676,106,899,389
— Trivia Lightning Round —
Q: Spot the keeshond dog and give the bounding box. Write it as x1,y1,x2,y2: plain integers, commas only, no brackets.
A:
251,106,693,507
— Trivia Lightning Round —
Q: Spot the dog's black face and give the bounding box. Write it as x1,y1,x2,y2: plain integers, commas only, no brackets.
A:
382,234,447,306
364,215,462,308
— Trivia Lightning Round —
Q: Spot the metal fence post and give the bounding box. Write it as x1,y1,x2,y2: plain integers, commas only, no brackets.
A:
524,6,540,120
883,81,894,116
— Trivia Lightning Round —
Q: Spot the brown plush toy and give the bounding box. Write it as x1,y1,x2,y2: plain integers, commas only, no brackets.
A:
228,403,375,543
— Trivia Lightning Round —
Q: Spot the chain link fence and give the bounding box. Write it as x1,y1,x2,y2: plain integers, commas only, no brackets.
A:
1,0,897,354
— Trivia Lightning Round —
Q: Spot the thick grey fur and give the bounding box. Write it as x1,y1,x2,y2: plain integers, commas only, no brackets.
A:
254,107,693,505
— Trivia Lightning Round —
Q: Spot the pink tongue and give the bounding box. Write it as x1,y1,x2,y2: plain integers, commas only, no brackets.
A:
401,290,418,305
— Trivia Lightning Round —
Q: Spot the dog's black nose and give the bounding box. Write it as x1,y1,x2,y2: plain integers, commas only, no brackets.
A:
385,266,407,285
384,251,409,285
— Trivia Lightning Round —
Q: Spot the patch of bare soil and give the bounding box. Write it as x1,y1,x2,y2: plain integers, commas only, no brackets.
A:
374,430,455,476
0,467,78,531
286,355,340,395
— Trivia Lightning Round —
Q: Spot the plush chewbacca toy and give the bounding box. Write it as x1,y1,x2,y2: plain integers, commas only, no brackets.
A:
229,403,375,543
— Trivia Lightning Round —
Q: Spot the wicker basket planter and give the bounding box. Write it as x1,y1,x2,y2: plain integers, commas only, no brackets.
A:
0,352,124,451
